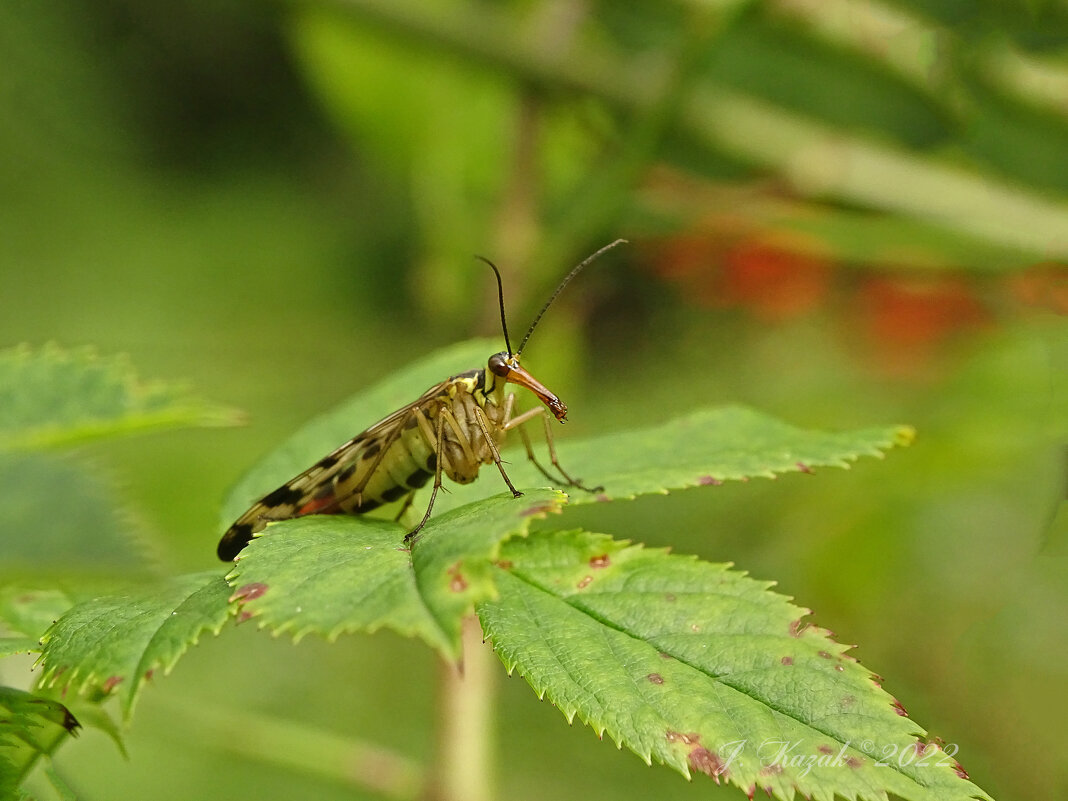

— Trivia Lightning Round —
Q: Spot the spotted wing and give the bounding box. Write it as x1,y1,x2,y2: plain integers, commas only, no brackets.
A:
217,382,447,560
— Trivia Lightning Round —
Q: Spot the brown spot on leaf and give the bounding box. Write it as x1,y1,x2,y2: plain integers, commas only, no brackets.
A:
521,502,556,517
229,582,268,603
589,554,610,568
841,694,855,707
237,610,254,624
664,593,676,602
760,763,784,776
144,669,154,682
447,563,468,593
688,747,726,781
101,676,123,693
494,559,513,570
788,619,807,637
595,493,610,503
647,673,664,685
834,664,844,672
796,462,812,473
891,698,908,716
818,650,832,659
697,475,722,486
576,575,593,589
818,745,834,755
845,756,864,769
659,652,673,660
780,656,793,666
953,762,970,780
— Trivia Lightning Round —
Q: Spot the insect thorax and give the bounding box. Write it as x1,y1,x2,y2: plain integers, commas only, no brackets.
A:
429,368,507,484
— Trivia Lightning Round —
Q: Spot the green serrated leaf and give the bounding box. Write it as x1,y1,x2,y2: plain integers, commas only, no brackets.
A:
36,572,232,719
220,338,501,528
0,686,79,798
0,344,240,451
225,488,565,658
224,515,435,645
479,530,991,801
566,406,912,502
435,405,912,514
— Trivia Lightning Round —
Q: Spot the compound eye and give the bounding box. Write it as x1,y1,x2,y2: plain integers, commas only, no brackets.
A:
488,352,511,377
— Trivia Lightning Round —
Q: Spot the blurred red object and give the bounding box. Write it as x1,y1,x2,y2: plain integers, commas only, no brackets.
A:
719,239,833,321
852,275,992,372
649,231,832,321
1007,263,1068,314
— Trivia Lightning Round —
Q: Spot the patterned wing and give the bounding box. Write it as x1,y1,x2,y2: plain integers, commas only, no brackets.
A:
217,382,447,560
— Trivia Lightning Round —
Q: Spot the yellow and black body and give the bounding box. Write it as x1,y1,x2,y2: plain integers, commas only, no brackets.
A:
217,240,624,562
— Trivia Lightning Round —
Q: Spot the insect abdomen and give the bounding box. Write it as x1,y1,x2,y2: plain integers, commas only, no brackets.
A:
336,424,436,510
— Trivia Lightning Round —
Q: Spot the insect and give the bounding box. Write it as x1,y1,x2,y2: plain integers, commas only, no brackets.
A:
217,239,626,561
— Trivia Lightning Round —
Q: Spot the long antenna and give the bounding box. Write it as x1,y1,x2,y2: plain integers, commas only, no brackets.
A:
517,239,627,355
475,256,514,355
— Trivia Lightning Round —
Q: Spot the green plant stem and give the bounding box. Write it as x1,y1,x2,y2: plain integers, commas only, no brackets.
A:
318,0,1068,259
430,615,497,801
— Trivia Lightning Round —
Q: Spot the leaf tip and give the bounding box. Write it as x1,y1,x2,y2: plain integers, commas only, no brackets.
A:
894,425,917,446
666,731,728,784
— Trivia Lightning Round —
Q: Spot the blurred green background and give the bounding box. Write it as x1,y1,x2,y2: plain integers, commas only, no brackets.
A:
1,0,1065,799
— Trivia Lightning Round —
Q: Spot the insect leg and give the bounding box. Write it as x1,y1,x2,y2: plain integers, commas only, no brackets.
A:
471,404,523,499
516,418,569,485
536,409,603,492
504,405,566,484
404,408,447,546
505,406,602,493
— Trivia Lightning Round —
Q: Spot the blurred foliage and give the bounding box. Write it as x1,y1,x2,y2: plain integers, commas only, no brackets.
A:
0,0,1064,799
